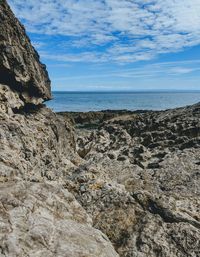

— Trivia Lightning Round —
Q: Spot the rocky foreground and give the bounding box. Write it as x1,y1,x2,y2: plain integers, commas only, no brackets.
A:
0,1,200,257
61,104,200,257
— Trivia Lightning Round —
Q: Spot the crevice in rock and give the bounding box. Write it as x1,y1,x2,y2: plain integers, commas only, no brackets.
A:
12,103,44,114
131,194,200,230
0,66,44,100
0,66,23,92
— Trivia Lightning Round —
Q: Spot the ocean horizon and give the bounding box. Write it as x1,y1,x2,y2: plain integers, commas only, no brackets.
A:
46,90,200,112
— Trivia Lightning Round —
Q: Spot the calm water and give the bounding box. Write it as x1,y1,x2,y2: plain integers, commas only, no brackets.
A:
46,91,200,112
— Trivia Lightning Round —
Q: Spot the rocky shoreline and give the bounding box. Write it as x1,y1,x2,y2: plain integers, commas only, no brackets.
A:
60,104,200,256
0,1,200,257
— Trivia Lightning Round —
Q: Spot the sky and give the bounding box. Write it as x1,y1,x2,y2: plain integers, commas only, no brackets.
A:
8,0,200,91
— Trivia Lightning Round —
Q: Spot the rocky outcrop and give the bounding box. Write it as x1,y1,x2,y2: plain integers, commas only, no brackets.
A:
0,1,119,256
0,85,76,183
0,0,51,105
0,181,118,257
63,104,200,257
0,97,119,257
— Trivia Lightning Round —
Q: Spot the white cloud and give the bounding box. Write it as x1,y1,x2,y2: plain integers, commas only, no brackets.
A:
32,41,46,49
52,59,200,80
8,0,200,63
40,51,104,63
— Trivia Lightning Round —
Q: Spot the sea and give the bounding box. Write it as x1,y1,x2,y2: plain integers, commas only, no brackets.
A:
46,91,200,112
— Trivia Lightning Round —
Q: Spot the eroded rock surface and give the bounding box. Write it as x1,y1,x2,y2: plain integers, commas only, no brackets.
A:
62,104,200,257
0,181,118,257
0,0,51,104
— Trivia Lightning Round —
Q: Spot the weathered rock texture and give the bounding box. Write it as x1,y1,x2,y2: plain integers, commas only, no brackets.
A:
0,1,119,257
0,181,118,257
63,104,200,257
0,0,51,105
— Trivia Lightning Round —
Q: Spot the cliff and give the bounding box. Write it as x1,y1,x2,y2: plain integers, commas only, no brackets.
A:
0,1,200,257
0,0,51,105
0,1,119,256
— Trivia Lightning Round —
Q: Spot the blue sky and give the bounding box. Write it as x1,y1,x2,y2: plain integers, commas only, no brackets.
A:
8,0,200,91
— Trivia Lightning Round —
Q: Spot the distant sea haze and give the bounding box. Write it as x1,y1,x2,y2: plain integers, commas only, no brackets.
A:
46,91,200,112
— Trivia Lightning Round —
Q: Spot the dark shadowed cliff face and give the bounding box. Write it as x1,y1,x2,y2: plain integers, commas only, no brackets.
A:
0,2,119,257
0,0,51,105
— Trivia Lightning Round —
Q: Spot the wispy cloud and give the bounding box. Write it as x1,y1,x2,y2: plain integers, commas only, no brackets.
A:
32,41,46,49
52,59,200,81
8,0,200,63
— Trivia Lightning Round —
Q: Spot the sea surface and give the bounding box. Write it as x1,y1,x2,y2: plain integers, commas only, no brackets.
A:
46,91,200,112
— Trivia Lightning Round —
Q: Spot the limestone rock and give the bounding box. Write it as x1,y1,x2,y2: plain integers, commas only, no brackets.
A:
0,84,76,183
0,85,119,256
65,103,200,257
0,2,119,256
0,0,51,105
0,181,119,257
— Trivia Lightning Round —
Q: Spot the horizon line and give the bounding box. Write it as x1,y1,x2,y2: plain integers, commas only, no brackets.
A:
52,89,200,93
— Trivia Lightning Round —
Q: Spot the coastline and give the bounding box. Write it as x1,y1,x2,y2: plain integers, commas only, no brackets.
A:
47,91,200,113
59,102,200,256
58,101,200,127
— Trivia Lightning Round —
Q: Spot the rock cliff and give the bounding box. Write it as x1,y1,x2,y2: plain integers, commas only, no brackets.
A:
0,1,119,256
0,0,51,105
